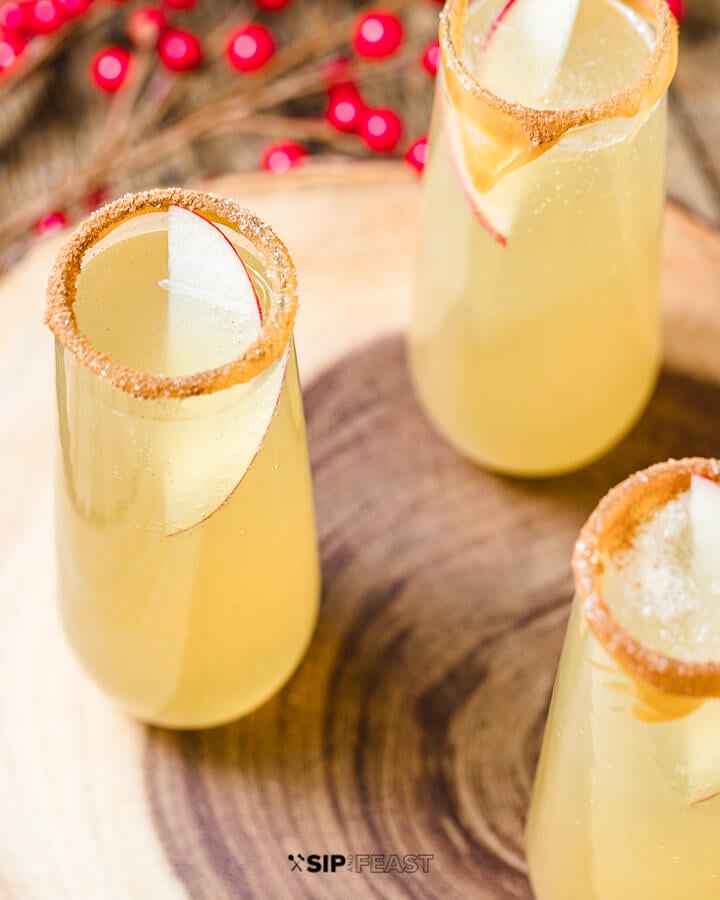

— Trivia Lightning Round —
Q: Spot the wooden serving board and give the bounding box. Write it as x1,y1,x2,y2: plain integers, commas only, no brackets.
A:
1,162,719,900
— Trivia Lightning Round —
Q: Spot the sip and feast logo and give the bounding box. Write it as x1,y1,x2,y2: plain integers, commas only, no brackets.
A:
288,853,433,874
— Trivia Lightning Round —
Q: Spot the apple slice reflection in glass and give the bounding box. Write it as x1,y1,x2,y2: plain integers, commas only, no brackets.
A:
162,206,287,535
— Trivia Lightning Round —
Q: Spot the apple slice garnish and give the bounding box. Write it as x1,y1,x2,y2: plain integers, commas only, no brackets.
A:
479,0,580,105
442,0,579,244
440,89,510,247
161,206,287,536
167,205,263,324
690,474,720,589
675,474,720,807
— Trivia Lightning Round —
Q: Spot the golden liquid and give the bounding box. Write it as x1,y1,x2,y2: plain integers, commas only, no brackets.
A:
410,0,667,476
55,225,320,728
526,604,720,899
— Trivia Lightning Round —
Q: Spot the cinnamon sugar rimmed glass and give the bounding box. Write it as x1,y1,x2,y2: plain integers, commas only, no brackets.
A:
46,189,320,729
527,459,720,900
409,0,678,477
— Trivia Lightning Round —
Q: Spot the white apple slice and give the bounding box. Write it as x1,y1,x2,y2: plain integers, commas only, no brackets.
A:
480,0,580,106
167,205,263,320
672,474,720,807
167,204,263,356
690,474,720,589
161,206,287,536
443,0,580,243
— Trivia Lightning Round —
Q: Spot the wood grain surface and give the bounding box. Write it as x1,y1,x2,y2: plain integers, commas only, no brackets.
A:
0,163,719,899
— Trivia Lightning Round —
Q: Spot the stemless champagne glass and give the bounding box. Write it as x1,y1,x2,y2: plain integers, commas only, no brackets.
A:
45,189,320,729
527,459,720,900
409,0,678,476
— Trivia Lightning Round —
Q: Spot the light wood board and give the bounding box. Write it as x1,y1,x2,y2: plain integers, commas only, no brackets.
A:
0,162,719,899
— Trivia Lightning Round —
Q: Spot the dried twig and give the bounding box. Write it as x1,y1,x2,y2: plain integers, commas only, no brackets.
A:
0,0,429,257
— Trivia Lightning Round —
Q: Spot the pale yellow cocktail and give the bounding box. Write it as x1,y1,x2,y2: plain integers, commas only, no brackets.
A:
410,0,677,475
527,459,720,899
46,191,320,728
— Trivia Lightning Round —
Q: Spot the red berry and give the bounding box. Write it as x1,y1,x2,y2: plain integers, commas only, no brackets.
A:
56,0,90,18
163,0,195,9
158,28,202,71
352,10,403,60
405,135,428,173
0,29,23,72
325,83,364,133
0,2,24,32
127,6,166,48
35,210,68,235
323,55,351,85
260,141,307,173
359,106,403,153
665,0,684,22
86,187,107,210
25,0,63,34
254,0,290,10
226,23,274,72
422,39,439,76
90,46,131,92
90,47,131,94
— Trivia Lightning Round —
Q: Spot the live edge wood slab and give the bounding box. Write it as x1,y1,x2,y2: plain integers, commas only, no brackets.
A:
0,162,719,899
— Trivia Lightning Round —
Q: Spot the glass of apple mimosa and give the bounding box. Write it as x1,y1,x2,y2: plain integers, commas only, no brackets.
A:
527,458,720,899
46,189,320,729
410,0,678,476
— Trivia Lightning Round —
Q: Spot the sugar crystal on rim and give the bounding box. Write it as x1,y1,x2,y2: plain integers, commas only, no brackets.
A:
605,490,720,664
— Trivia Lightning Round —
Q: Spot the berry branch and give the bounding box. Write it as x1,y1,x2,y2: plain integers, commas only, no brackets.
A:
0,0,441,263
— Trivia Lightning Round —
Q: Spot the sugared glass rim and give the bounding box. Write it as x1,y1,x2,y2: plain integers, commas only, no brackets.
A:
574,458,720,699
45,188,298,400
440,0,678,148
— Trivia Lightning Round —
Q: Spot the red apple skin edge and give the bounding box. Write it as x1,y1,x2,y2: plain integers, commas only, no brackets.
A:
691,788,720,807
440,101,507,246
479,0,518,51
183,207,264,323
438,0,513,246
165,207,285,538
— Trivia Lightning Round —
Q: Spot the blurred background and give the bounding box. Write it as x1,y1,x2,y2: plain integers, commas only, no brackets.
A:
0,0,717,273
